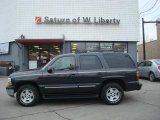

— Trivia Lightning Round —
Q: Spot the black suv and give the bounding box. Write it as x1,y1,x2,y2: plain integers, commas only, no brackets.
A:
6,52,142,106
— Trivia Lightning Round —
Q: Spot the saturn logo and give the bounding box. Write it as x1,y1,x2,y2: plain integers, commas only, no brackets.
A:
35,16,42,24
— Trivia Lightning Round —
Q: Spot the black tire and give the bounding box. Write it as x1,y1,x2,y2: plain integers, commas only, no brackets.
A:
16,85,40,107
101,83,124,105
149,72,156,82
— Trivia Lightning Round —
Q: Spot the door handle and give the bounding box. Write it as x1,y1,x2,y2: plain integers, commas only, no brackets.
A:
97,72,103,76
69,74,76,78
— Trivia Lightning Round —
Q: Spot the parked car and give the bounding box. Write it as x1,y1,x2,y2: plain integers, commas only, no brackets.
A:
6,52,142,107
138,59,160,81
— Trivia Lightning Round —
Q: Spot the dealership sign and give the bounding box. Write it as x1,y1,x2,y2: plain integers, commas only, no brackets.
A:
35,16,120,25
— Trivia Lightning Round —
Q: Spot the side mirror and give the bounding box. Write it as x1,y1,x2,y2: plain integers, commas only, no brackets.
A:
47,66,53,73
69,64,75,70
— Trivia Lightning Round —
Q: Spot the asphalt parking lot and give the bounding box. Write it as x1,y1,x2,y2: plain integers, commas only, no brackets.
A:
0,76,160,120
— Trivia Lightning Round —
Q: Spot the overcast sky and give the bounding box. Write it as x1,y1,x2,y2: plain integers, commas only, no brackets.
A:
139,0,160,43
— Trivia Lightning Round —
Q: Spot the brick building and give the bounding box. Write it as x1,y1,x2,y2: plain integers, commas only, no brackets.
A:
138,21,160,62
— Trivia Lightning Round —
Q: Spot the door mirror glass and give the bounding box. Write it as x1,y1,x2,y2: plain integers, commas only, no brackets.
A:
47,66,53,73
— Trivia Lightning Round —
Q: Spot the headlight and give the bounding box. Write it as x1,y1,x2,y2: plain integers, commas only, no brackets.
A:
7,78,12,85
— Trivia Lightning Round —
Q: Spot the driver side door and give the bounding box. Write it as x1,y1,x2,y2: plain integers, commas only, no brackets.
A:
42,55,78,96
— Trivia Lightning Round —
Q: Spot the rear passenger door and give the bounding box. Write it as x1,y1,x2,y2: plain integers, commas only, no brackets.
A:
138,61,152,77
77,54,105,95
138,62,146,77
143,61,152,77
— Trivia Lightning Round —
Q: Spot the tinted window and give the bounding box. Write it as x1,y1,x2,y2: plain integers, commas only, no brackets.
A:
52,56,75,70
146,61,152,67
138,62,145,67
80,55,103,70
103,53,135,68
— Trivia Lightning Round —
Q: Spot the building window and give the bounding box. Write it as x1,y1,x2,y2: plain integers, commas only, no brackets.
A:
50,44,62,59
71,42,86,53
29,44,62,69
70,42,127,53
100,43,113,51
86,42,99,52
114,43,127,53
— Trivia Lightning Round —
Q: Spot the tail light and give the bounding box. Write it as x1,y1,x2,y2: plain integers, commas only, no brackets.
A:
136,71,140,81
158,66,160,72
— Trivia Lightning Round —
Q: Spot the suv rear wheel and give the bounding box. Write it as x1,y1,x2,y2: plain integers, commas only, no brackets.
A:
101,83,124,105
16,85,40,107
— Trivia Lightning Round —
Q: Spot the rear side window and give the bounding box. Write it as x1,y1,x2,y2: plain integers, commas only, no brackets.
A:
154,59,160,65
146,61,152,67
79,55,103,70
103,53,136,68
138,62,145,67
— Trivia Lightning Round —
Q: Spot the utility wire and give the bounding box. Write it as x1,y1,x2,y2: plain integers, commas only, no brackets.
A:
140,0,159,14
141,1,160,17
140,0,153,11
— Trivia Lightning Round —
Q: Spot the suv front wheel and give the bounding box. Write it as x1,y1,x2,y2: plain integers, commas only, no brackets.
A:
16,85,40,107
101,83,124,105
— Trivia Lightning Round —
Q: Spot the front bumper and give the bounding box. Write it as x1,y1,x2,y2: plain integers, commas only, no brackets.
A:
6,83,14,97
137,82,142,90
125,81,142,91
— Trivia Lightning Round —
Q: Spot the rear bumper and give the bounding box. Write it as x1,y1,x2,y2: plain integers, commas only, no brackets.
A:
125,81,142,91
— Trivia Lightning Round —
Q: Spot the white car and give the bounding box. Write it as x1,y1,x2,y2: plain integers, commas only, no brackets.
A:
138,59,160,81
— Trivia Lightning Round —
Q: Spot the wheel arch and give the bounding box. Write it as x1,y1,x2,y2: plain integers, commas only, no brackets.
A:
14,81,42,96
148,71,156,80
149,71,154,74
100,79,126,95
148,71,155,77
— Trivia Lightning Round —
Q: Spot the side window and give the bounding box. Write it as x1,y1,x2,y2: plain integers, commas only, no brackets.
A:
52,56,75,70
79,55,103,70
103,53,136,68
146,61,152,67
138,62,145,67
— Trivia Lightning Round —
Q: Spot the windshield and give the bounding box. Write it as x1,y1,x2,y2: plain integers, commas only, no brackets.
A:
41,56,58,70
153,59,160,65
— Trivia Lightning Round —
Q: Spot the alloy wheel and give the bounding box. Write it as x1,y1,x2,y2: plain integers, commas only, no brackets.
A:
20,89,35,104
106,87,121,102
